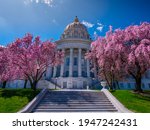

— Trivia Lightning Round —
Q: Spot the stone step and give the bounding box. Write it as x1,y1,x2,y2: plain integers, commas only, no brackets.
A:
47,93,106,97
33,91,117,112
35,106,116,109
42,99,110,102
38,102,113,105
41,100,110,103
46,93,106,95
44,96,108,98
36,103,115,106
46,95,107,99
45,95,107,98
37,105,115,108
33,108,118,112
45,95,107,99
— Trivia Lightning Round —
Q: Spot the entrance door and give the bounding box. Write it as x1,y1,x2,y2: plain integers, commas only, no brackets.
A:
63,82,67,88
83,81,87,89
73,81,77,89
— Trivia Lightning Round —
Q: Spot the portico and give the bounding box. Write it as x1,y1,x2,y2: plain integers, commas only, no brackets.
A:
52,48,90,78
47,17,94,89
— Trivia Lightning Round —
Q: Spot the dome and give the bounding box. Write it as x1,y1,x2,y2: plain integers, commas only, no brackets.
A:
60,16,91,40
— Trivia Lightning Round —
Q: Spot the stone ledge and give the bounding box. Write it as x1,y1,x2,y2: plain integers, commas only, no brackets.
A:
18,88,48,113
101,89,132,113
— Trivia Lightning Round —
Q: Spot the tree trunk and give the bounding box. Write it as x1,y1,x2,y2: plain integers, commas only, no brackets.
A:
128,69,143,93
103,70,111,89
29,80,35,91
135,76,143,93
2,81,7,88
24,80,28,89
33,81,37,91
108,78,113,91
110,73,115,91
115,80,120,89
30,81,37,91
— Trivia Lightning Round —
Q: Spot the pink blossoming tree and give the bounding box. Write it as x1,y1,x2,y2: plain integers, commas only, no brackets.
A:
124,22,150,92
0,46,17,88
87,22,150,92
8,34,63,91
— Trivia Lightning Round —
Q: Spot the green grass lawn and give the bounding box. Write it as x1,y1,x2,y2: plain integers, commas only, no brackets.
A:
111,90,150,113
0,89,40,113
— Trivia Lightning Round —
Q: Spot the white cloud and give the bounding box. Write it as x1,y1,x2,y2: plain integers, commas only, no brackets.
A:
96,22,104,32
93,31,98,39
82,20,94,28
52,19,56,23
51,18,58,25
94,31,97,35
24,0,54,7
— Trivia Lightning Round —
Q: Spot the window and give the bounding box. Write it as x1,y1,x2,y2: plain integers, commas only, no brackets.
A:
119,83,124,88
74,57,78,66
81,58,86,66
128,83,131,89
82,71,87,77
142,83,145,88
44,72,46,77
56,65,60,77
65,71,69,77
73,81,77,89
73,71,78,77
63,82,67,89
83,81,87,89
148,83,150,89
66,57,70,66
145,71,150,79
90,72,94,78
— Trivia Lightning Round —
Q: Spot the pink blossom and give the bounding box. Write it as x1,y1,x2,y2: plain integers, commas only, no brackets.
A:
86,22,150,91
6,33,64,90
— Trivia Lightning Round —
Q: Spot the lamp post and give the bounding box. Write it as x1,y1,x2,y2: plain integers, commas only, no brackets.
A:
55,78,57,90
101,81,107,89
86,85,89,90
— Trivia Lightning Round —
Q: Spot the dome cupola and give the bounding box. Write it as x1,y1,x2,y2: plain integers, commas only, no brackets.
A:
60,16,91,40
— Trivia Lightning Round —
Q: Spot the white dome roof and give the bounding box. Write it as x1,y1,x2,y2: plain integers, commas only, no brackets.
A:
60,16,91,40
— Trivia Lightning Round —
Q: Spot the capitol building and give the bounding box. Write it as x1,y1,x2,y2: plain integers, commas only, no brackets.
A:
45,16,95,89
45,16,150,90
2,17,150,90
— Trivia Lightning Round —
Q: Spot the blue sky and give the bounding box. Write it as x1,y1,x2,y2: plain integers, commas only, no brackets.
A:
0,0,150,45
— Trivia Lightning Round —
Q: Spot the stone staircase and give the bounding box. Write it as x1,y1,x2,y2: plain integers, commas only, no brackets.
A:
37,80,59,89
32,90,118,112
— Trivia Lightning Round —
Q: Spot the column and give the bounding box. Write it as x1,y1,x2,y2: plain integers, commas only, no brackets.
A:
94,62,97,78
60,49,65,77
46,66,52,79
49,67,52,78
86,50,90,77
69,48,73,77
78,48,82,77
53,66,57,78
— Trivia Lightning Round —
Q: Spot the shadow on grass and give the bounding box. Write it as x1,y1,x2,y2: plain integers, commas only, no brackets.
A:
0,89,40,101
0,89,40,112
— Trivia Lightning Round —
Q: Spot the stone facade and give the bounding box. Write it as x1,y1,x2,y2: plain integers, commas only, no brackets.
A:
46,17,94,89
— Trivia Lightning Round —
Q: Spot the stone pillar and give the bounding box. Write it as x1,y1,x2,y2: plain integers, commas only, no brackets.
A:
78,48,82,77
69,48,73,77
94,62,97,78
53,66,57,78
86,50,90,77
60,48,65,77
46,66,52,79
